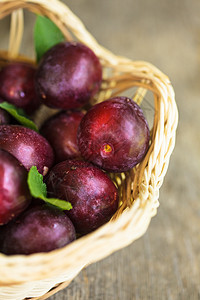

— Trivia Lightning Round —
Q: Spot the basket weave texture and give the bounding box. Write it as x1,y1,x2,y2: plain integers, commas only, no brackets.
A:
0,0,178,299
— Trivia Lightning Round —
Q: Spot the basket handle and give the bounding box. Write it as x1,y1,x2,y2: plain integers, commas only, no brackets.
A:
8,8,24,59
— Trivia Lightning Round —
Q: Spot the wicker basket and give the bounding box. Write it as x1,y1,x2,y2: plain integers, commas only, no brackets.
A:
0,0,178,299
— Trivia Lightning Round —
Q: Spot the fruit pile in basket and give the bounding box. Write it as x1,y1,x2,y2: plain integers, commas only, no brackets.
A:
0,16,150,255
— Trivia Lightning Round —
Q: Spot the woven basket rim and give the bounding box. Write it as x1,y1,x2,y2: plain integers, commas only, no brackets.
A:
0,0,178,293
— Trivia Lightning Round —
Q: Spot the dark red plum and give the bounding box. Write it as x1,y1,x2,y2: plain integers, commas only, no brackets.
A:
77,96,150,172
0,125,54,175
46,160,119,235
0,62,41,114
0,149,31,225
0,97,11,125
1,204,76,255
0,108,10,125
35,42,102,110
40,110,84,163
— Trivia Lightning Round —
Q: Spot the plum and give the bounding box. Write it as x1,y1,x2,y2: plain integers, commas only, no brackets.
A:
77,96,150,172
1,204,76,254
0,98,11,125
0,149,31,225
0,108,10,125
35,42,102,110
46,160,119,234
0,62,41,114
0,125,54,175
40,110,84,163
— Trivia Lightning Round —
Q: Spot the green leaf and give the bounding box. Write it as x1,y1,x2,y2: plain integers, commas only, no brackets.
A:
27,166,72,211
27,166,47,198
43,198,72,211
34,15,65,62
0,102,39,132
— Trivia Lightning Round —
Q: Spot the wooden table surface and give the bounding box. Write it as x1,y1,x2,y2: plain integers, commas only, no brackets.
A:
1,0,200,299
